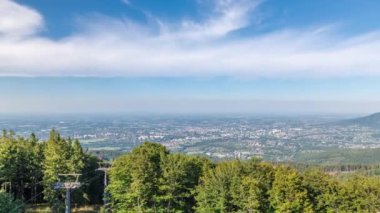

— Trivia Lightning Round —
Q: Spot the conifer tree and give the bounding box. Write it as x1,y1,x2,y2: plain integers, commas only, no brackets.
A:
43,130,86,211
0,131,43,200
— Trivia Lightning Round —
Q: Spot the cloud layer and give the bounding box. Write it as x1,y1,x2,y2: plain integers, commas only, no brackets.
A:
0,0,379,77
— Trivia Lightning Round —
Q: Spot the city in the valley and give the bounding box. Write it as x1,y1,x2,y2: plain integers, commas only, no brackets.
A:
3,113,380,162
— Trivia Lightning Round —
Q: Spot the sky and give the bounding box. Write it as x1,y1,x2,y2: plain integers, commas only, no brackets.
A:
1,0,380,114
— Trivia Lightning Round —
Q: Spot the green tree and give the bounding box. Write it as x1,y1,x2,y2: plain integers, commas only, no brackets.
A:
195,160,243,212
241,159,275,212
302,169,341,212
269,166,312,212
195,159,274,213
108,142,169,212
158,154,207,212
43,130,86,211
80,155,104,205
0,131,43,201
338,175,380,212
231,176,262,213
0,191,24,213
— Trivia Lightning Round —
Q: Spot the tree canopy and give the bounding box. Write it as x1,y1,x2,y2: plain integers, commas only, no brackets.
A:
108,142,380,213
1,131,380,212
0,130,103,211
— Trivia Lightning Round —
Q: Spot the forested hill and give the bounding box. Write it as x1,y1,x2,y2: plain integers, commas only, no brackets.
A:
295,148,380,165
339,112,380,128
2,131,380,212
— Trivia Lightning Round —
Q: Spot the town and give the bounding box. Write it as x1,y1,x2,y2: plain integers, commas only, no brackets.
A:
2,114,379,162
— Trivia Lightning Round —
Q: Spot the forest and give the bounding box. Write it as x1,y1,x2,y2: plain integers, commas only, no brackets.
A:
1,130,380,212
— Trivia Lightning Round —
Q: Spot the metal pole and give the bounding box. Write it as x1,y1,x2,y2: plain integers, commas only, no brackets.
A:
104,170,109,211
104,171,107,187
65,188,71,213
54,174,81,213
97,162,111,212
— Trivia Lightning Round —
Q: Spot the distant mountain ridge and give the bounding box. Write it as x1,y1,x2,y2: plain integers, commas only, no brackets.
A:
341,112,380,128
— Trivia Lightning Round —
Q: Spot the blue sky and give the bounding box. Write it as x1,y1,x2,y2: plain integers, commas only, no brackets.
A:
1,0,380,114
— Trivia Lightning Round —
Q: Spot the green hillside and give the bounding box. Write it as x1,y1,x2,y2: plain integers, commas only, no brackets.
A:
295,148,380,165
340,112,380,128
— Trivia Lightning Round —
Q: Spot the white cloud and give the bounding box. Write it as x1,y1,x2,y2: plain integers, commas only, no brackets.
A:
0,0,44,38
0,0,379,78
166,0,261,40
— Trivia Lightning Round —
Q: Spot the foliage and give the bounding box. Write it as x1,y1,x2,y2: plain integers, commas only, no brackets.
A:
338,175,380,212
43,130,88,210
159,153,206,212
2,131,380,213
195,159,274,212
269,166,312,212
0,191,24,213
0,130,103,211
109,143,380,213
0,131,43,201
295,148,380,165
108,142,209,212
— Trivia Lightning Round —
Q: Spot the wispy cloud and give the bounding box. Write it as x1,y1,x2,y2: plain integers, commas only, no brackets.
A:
122,0,131,6
165,0,261,40
0,0,379,78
